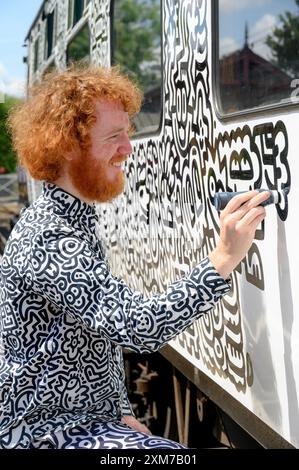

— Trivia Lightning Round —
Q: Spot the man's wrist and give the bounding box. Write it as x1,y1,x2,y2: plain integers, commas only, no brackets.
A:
209,247,236,280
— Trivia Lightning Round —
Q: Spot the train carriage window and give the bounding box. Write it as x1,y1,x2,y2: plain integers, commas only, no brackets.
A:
67,24,90,65
44,9,56,59
112,0,162,135
73,0,84,24
217,0,299,114
68,0,90,29
33,38,39,72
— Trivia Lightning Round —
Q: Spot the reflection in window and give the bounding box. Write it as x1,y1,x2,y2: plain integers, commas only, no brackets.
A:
217,0,298,114
112,0,162,134
67,24,90,65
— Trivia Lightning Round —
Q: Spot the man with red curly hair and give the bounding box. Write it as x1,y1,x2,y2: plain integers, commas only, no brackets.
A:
0,67,269,449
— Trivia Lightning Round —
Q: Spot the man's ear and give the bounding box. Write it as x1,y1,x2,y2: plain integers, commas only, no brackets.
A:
63,150,79,162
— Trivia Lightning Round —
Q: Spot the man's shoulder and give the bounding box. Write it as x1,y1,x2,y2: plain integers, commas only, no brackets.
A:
12,200,78,249
19,198,71,231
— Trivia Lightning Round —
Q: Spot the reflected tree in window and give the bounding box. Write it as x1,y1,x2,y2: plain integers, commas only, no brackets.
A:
113,0,161,133
113,0,160,90
67,24,90,65
266,0,299,77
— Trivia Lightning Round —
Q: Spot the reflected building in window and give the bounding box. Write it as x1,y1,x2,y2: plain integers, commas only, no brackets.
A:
219,27,292,114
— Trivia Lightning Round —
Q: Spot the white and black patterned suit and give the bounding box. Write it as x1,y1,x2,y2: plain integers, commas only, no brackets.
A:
0,183,230,448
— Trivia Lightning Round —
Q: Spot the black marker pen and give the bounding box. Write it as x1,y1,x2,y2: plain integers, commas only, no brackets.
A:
213,188,289,211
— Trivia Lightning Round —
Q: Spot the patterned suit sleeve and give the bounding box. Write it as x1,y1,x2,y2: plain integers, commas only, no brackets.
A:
120,384,135,416
119,351,135,416
26,230,231,353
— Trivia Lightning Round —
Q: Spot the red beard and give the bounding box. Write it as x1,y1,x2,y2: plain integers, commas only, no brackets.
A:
69,150,126,203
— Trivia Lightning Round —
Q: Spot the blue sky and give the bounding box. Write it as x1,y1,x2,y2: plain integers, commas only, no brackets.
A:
0,0,42,98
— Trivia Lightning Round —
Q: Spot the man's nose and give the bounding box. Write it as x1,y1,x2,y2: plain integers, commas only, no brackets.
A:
118,133,133,155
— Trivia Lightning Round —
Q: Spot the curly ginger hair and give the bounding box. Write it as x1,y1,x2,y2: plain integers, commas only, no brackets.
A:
8,66,142,181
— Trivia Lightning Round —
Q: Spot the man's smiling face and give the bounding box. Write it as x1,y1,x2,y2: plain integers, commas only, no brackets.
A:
69,99,132,203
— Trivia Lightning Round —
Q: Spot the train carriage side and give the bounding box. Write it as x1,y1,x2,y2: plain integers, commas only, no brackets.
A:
24,0,299,448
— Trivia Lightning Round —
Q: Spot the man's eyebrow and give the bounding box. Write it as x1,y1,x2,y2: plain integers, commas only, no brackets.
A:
102,122,130,138
106,127,127,136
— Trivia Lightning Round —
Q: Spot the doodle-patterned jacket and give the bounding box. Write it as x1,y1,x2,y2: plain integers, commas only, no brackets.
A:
0,182,230,448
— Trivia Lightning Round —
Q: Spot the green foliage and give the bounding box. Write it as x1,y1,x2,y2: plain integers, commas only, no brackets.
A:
67,24,90,65
113,0,160,91
0,96,20,173
266,0,299,76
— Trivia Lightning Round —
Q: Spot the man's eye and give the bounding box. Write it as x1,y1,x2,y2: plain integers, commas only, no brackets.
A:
108,134,120,141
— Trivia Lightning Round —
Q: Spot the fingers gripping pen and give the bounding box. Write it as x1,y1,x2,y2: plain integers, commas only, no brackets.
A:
213,188,290,211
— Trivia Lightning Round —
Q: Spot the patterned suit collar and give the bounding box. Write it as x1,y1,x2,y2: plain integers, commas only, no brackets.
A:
42,182,98,233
